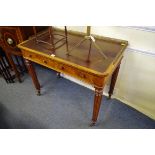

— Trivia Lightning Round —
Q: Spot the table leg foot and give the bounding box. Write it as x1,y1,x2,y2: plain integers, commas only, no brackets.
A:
90,121,96,127
36,90,41,96
56,72,61,78
107,94,112,100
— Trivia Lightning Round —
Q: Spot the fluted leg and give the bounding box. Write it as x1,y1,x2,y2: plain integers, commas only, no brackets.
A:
91,87,103,126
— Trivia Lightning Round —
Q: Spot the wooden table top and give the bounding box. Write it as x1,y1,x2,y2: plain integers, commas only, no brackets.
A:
18,28,128,75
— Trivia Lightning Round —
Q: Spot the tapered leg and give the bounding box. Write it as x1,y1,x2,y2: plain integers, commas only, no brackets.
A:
90,87,103,126
108,64,120,99
25,59,41,95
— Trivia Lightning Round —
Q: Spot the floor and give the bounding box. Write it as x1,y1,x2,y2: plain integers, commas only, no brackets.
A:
0,64,155,129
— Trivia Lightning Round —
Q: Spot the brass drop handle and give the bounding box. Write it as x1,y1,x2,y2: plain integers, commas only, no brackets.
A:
43,60,47,64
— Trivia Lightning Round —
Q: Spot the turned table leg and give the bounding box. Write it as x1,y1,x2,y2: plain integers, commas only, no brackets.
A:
91,87,104,126
25,59,41,95
108,64,120,99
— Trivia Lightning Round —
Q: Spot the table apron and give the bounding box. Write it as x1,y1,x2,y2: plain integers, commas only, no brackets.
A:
22,50,106,88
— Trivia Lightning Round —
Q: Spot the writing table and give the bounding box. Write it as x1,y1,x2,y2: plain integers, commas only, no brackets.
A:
18,29,128,125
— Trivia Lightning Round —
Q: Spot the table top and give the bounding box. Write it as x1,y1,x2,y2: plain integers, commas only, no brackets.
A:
18,28,128,75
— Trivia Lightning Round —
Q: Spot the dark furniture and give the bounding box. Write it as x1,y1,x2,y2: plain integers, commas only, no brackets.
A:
0,26,48,82
0,47,14,83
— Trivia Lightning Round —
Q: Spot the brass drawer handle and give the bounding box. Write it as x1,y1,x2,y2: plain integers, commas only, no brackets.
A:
60,65,65,70
29,54,32,58
43,60,47,64
79,73,86,78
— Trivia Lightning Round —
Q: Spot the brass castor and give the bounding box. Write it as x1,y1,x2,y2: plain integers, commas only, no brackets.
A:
89,121,96,127
107,94,112,100
56,72,61,78
36,90,41,96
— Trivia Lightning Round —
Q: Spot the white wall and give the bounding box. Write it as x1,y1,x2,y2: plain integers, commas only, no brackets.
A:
57,26,155,120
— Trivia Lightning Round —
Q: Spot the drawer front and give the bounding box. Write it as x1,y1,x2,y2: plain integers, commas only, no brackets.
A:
23,50,103,86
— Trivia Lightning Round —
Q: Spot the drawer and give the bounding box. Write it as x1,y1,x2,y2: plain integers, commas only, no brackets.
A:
24,51,57,68
57,63,92,82
74,69,88,80
25,52,37,59
56,62,96,85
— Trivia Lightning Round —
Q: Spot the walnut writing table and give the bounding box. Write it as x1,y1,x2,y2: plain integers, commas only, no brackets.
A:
18,29,128,125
